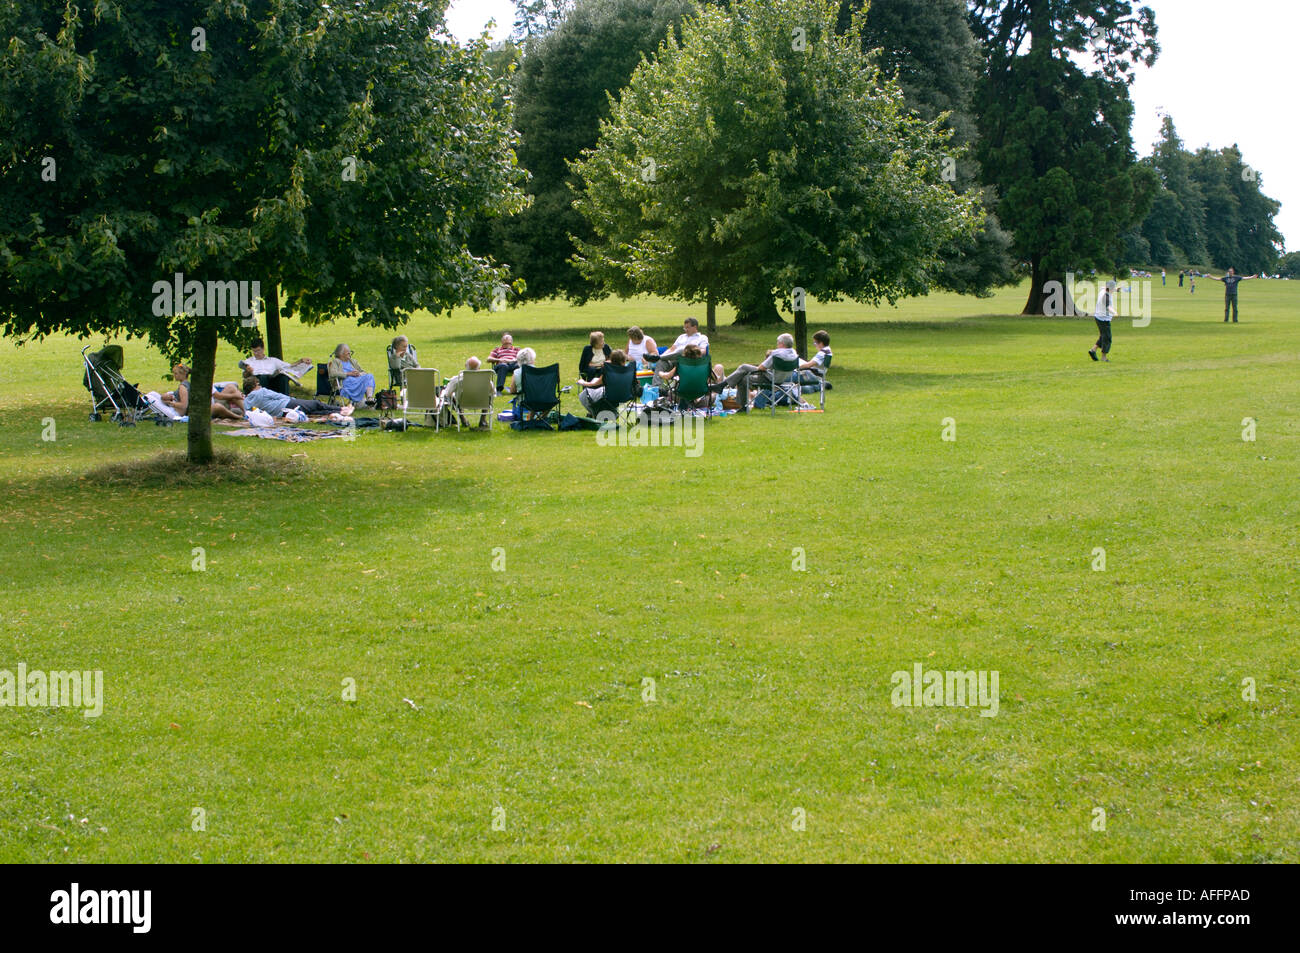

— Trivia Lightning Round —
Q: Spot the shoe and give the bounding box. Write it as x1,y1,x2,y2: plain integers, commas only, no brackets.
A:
1088,349,1098,361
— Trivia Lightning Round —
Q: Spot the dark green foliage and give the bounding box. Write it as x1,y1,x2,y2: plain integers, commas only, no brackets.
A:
481,0,695,302
572,0,982,325
0,0,526,461
969,0,1159,313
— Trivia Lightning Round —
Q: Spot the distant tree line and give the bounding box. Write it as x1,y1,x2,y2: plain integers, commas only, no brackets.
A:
1124,116,1282,275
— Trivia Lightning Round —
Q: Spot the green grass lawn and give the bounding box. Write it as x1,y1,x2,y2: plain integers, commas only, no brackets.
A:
1,276,1296,862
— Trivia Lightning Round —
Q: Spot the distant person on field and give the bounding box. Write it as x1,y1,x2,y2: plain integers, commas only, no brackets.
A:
1178,270,1184,287
1207,266,1258,323
1161,269,1166,286
1089,280,1117,362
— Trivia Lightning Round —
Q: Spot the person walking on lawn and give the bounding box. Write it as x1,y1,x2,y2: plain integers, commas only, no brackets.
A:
1089,280,1117,362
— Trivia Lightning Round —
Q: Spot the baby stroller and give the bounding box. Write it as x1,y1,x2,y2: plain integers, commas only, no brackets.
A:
82,344,169,426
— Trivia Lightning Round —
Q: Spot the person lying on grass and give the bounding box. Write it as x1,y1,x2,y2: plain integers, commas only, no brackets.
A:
243,377,344,419
162,364,246,421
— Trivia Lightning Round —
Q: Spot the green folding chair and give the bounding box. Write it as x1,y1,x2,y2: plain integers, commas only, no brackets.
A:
675,353,713,416
766,355,802,416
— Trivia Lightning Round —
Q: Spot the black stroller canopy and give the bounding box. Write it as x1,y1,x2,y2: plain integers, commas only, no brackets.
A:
88,345,125,371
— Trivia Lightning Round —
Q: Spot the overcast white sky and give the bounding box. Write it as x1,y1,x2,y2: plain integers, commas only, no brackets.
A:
446,0,1296,250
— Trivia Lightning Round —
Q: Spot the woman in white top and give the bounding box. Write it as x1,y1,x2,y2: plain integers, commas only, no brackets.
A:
625,326,659,366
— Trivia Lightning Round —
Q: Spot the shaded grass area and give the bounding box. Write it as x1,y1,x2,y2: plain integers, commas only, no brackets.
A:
82,449,310,488
0,279,1297,862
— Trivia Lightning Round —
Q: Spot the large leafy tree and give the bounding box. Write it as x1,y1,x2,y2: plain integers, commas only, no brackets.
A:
1138,116,1207,266
480,0,695,302
571,0,982,342
840,0,1014,295
968,0,1159,313
0,0,525,463
1192,144,1281,274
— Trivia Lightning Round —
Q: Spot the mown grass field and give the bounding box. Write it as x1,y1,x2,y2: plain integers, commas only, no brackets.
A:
0,276,1296,862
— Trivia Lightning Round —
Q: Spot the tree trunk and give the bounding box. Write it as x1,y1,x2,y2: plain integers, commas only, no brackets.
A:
1022,255,1046,314
187,315,218,465
731,291,783,326
264,280,283,359
706,291,716,335
1023,257,1081,316
794,307,807,358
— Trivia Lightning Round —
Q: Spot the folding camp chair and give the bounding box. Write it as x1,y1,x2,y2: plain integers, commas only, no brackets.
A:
444,369,496,432
802,353,831,410
315,363,340,402
402,367,441,430
764,355,803,416
516,362,561,428
674,353,713,416
587,362,640,425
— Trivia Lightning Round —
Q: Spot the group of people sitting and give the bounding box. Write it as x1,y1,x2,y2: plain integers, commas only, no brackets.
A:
573,318,832,413
146,319,833,426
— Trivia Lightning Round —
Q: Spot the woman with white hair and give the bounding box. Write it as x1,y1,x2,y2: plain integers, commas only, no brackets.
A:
328,343,376,406
510,347,537,394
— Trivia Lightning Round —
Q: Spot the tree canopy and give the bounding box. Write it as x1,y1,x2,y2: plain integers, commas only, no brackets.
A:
478,0,696,302
0,0,525,462
570,0,983,334
969,0,1159,313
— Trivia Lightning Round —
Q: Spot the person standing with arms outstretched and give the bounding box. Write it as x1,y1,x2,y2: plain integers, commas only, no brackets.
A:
1207,267,1258,322
1089,279,1117,362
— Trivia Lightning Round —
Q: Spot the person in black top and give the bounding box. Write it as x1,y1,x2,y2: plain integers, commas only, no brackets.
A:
1207,267,1258,322
578,330,612,381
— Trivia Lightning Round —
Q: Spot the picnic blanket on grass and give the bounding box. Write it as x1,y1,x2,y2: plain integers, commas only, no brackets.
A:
222,426,349,443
